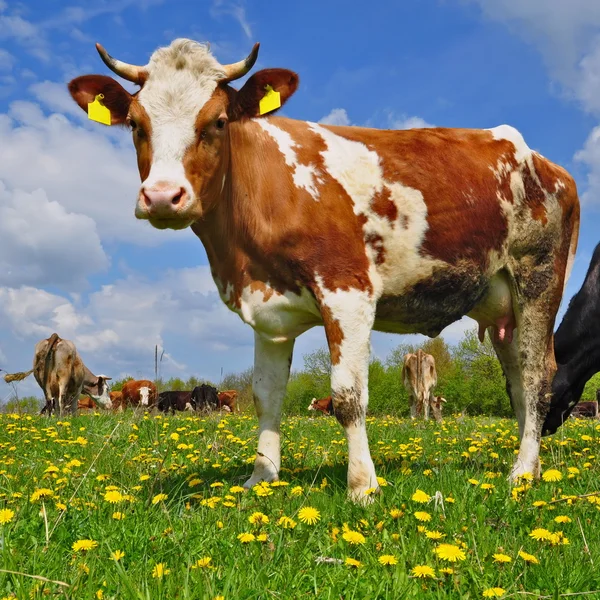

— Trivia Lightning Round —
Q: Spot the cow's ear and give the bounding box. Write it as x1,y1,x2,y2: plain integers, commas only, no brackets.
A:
230,68,299,120
68,75,131,125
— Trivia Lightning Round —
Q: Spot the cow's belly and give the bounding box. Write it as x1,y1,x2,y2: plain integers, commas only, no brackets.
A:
236,284,322,342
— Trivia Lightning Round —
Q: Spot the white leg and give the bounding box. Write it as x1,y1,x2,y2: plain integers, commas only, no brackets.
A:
423,393,430,421
321,290,379,503
244,333,294,489
409,395,417,419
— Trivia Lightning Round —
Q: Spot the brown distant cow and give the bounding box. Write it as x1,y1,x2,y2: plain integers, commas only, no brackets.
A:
403,350,438,421
570,400,599,419
33,333,111,416
69,39,579,497
121,380,157,410
217,390,238,413
308,396,334,415
78,396,96,411
109,391,123,411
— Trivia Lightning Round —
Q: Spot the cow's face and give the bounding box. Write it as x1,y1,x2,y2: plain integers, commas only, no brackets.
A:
68,40,298,231
87,375,112,408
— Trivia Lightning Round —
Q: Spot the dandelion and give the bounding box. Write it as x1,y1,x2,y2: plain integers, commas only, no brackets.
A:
434,544,466,562
378,554,398,566
518,550,539,564
414,511,432,522
529,528,553,541
532,501,547,508
96,590,104,599
376,477,388,487
492,553,512,564
170,433,179,442
412,489,430,503
345,557,362,568
237,532,255,543
291,486,303,496
191,557,213,569
277,516,297,529
30,488,54,502
72,539,98,552
439,567,454,575
229,486,245,494
425,530,445,540
389,508,403,519
480,483,495,491
257,533,268,542
0,509,15,524
483,588,506,598
210,482,224,488
411,565,435,578
253,485,273,497
342,530,366,545
111,550,125,561
542,469,562,482
468,479,480,486
248,512,269,525
152,493,168,505
188,479,202,488
112,512,125,520
298,507,321,525
139,474,150,481
104,490,123,503
554,515,571,523
152,563,170,578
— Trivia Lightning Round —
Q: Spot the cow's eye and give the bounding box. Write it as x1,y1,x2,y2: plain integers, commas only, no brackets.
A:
128,118,137,131
216,118,227,130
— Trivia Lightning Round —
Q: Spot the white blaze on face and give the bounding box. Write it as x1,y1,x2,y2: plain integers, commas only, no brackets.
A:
140,387,150,406
91,376,112,409
137,40,226,197
257,120,320,200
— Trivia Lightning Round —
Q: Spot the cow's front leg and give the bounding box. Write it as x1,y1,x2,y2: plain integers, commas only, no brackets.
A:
321,293,379,503
244,333,294,489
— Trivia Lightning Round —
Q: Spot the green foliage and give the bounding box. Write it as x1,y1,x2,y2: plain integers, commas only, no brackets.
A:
581,372,600,401
2,395,42,414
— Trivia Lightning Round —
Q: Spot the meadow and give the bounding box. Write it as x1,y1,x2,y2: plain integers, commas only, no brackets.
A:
0,411,599,599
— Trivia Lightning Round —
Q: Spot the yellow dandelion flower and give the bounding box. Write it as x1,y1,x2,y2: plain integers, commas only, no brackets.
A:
170,433,179,442
378,554,398,566
412,489,430,503
104,490,123,504
30,488,54,502
434,544,466,562
480,483,495,491
0,509,15,525
139,474,150,481
257,533,268,542
248,512,269,525
414,511,432,522
345,557,362,568
210,482,224,488
96,589,104,599
277,516,297,529
445,497,455,504
237,532,255,543
111,550,125,561
229,486,245,494
529,528,553,541
291,486,303,496
191,557,213,569
483,588,506,598
376,477,388,487
298,506,320,525
516,472,533,482
188,479,202,488
518,550,539,564
152,563,170,578
72,539,98,552
492,553,512,564
468,479,480,486
532,501,547,508
152,493,168,505
554,515,571,523
112,512,125,520
425,530,444,540
411,565,435,578
253,485,273,497
440,567,454,575
342,530,366,545
389,508,403,519
542,469,562,482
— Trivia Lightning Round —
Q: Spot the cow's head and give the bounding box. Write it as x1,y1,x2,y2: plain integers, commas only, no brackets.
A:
430,396,446,423
68,39,299,230
84,375,112,409
308,398,317,411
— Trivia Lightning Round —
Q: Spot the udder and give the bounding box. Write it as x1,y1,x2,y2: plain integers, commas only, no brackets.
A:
468,272,516,344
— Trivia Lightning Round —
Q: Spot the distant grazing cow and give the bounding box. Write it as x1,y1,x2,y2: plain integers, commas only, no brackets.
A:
308,396,334,415
570,400,599,419
78,396,96,411
191,384,219,412
544,243,600,435
217,390,238,413
69,38,579,496
121,380,157,410
403,350,438,420
33,333,111,416
430,395,447,423
158,390,195,414
109,391,123,411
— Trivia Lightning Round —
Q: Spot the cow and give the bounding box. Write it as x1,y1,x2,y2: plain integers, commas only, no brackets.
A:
158,390,195,413
109,390,123,411
33,333,112,416
543,243,600,435
570,400,599,419
120,379,157,410
78,396,96,411
430,395,447,423
191,384,219,412
217,390,238,413
403,350,438,421
308,396,334,415
68,39,580,500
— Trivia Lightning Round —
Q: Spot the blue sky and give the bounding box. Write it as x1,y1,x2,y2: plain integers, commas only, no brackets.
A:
2,0,600,402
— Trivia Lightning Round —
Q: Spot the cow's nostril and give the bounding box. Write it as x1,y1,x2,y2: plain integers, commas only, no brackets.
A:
143,192,152,207
171,188,185,205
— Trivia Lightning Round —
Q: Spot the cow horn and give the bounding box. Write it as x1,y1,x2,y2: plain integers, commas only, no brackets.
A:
220,43,260,83
96,43,147,84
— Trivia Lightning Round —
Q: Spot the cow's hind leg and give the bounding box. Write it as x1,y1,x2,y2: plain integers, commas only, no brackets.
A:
244,333,295,489
321,292,379,503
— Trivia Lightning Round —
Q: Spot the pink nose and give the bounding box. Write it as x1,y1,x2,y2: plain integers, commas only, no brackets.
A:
140,185,187,216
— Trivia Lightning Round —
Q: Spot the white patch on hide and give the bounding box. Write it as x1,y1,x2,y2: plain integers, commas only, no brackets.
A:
140,386,150,406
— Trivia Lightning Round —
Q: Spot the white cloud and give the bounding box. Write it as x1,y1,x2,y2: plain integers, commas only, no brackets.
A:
0,48,14,71
575,125,600,205
578,39,600,114
389,115,434,130
319,108,351,126
211,1,252,40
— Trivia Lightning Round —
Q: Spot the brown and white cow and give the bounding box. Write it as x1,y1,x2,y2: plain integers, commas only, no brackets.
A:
34,333,112,416
68,39,580,500
120,379,157,410
308,396,334,415
430,396,447,423
217,389,238,413
109,390,123,411
403,350,438,421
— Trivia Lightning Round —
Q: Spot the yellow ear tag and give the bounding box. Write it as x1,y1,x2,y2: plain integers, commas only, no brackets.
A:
87,94,111,126
259,85,281,115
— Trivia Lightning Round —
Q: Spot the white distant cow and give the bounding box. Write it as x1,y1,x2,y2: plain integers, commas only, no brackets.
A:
403,350,438,421
68,38,579,498
34,333,112,416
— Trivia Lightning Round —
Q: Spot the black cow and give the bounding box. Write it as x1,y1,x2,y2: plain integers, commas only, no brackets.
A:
191,384,220,412
543,242,600,435
157,391,195,414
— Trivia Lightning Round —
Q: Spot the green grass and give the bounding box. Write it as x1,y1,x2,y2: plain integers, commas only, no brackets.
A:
0,411,599,599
